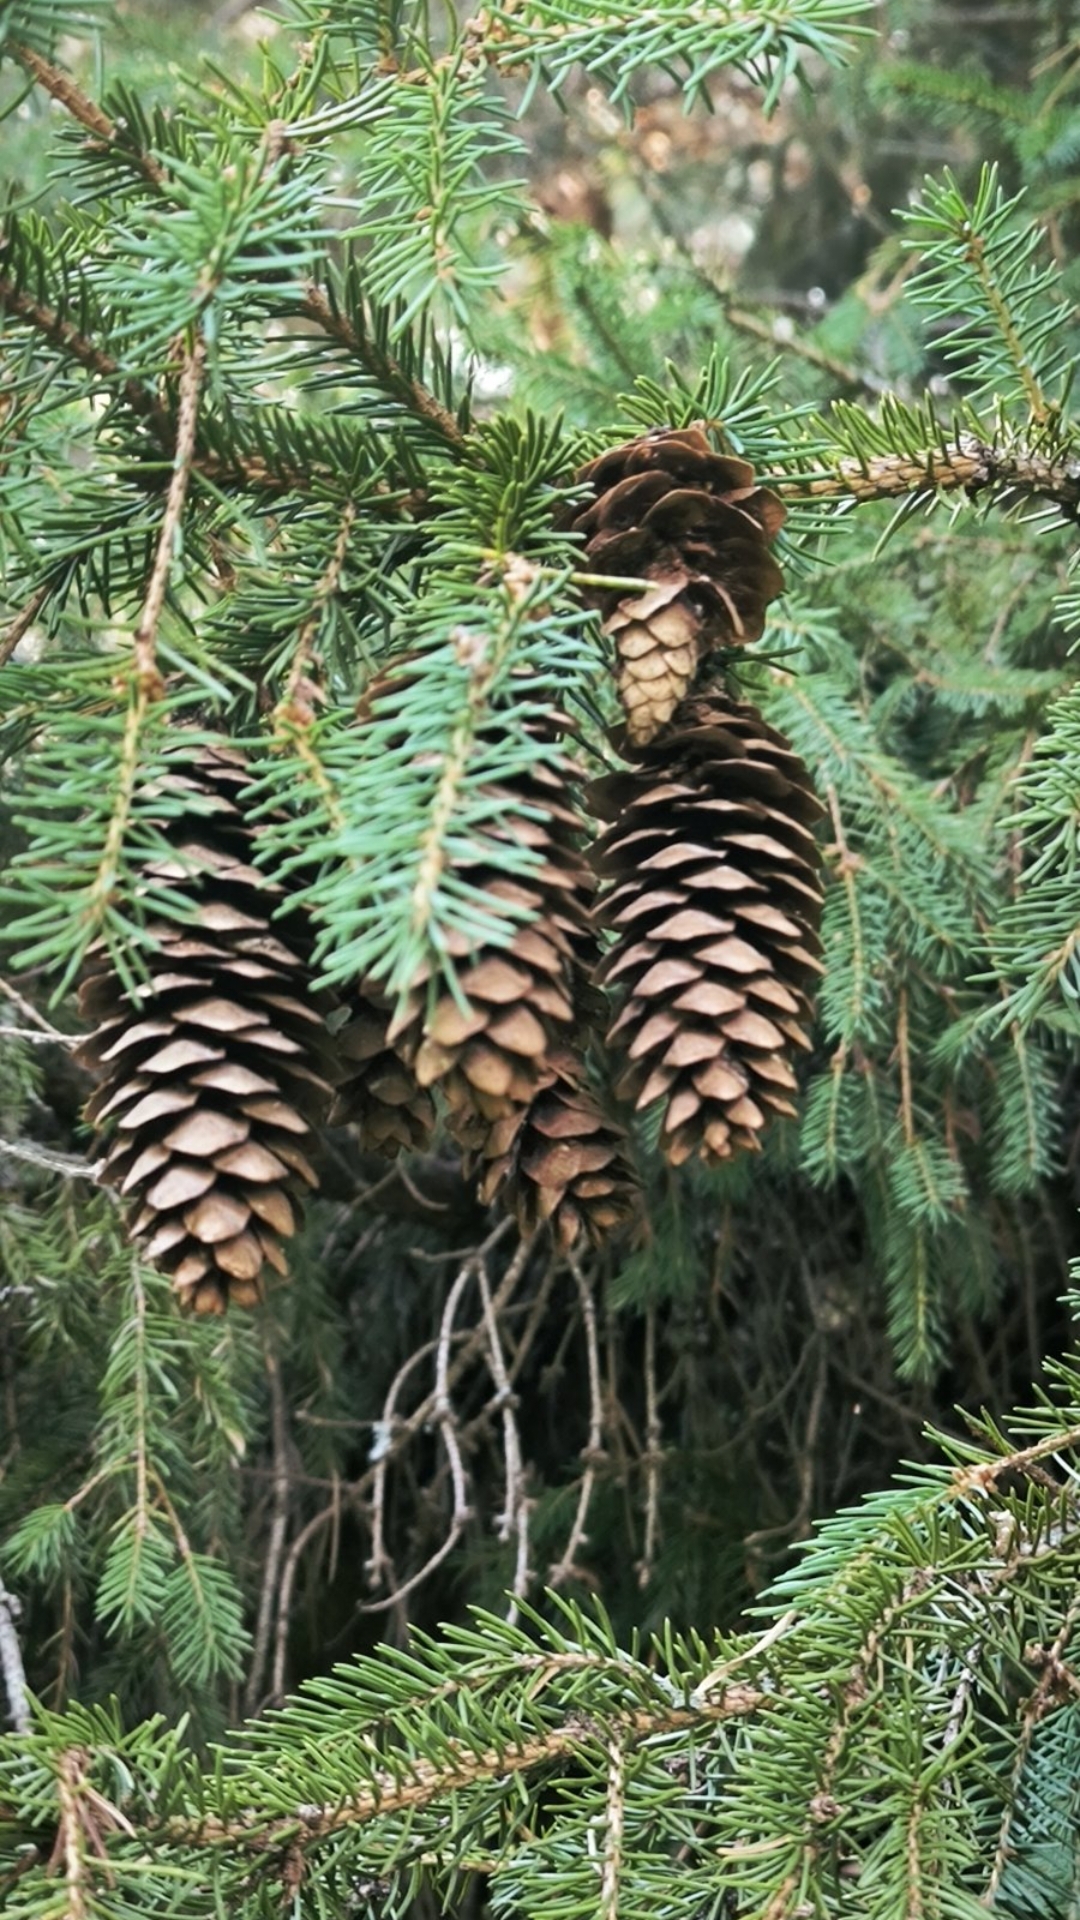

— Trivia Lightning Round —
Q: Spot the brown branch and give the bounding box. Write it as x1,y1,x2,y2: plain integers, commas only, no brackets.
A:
0,582,50,667
300,284,467,451
0,275,168,433
165,1688,763,1852
774,433,1080,516
8,43,167,192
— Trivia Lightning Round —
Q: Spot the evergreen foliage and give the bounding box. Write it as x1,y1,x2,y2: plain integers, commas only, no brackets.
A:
4,0,1080,1914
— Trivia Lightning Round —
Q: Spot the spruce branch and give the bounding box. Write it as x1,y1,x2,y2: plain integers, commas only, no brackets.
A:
134,335,205,694
164,1690,762,1852
7,42,168,192
774,431,1080,515
301,284,468,453
984,1587,1080,1907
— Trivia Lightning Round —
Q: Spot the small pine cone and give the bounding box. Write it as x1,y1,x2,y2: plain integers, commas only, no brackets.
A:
569,426,786,745
389,753,597,1140
476,1047,641,1249
330,988,435,1155
75,745,335,1313
589,691,824,1166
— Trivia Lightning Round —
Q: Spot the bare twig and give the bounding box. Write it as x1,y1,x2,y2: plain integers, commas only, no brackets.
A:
362,1253,477,1611
0,1139,96,1180
245,1336,293,1714
0,979,76,1042
549,1252,605,1587
476,1257,530,1618
638,1308,663,1588
271,1507,337,1704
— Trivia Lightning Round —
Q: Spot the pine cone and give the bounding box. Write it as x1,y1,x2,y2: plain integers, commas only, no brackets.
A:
330,988,436,1154
589,690,824,1166
75,745,335,1313
388,751,597,1140
476,1047,640,1248
569,427,786,745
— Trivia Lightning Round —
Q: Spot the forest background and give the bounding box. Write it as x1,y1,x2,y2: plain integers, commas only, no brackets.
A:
4,0,1080,1913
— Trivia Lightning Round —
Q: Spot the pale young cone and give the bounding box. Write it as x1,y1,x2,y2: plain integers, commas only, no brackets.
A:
570,426,786,746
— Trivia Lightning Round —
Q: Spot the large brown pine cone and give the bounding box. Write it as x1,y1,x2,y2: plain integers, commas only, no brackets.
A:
330,988,436,1154
569,426,786,745
75,745,335,1313
387,750,598,1143
475,1047,640,1248
588,690,824,1166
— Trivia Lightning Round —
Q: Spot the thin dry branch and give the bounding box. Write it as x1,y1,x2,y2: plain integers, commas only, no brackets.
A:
245,1337,293,1715
549,1252,606,1588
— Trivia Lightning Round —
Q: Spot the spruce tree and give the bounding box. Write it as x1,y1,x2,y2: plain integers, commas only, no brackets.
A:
4,1,1080,1916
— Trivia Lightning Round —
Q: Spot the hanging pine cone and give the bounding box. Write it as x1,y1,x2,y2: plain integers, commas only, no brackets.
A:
569,426,786,745
75,745,335,1313
330,988,436,1155
387,750,598,1143
475,1047,640,1248
588,690,824,1166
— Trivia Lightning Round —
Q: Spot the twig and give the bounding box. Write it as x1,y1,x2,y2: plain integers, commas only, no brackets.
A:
275,500,356,723
271,1507,337,1704
638,1308,663,1588
774,432,1080,517
0,982,72,1040
476,1254,531,1618
245,1335,293,1714
134,336,206,694
0,1139,96,1180
0,1572,30,1733
0,582,50,667
55,1749,89,1920
8,43,167,191
164,1687,765,1850
549,1252,605,1587
982,1585,1080,1906
599,1740,626,1920
362,1253,477,1610
301,284,467,452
